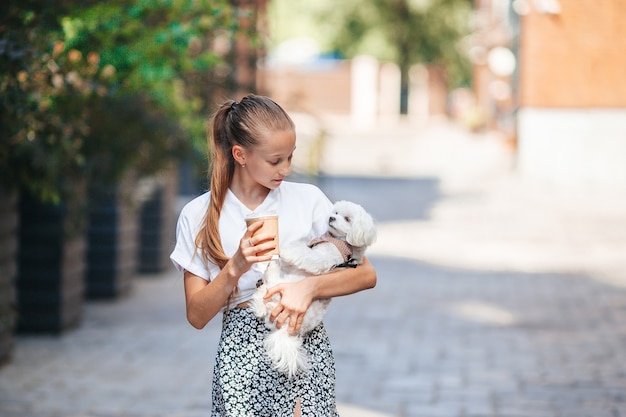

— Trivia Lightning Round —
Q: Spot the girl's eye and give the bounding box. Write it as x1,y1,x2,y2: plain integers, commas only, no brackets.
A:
270,154,293,166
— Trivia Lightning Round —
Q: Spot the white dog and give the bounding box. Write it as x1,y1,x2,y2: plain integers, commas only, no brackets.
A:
250,200,377,378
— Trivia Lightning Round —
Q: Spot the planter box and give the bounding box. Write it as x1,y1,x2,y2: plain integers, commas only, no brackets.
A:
137,171,177,274
17,193,86,334
85,181,138,298
0,188,18,362
137,185,166,273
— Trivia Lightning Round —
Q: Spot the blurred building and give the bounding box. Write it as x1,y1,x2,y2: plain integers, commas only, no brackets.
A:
258,50,449,128
472,0,626,189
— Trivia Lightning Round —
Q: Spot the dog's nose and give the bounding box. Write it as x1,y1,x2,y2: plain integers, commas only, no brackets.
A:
329,216,335,223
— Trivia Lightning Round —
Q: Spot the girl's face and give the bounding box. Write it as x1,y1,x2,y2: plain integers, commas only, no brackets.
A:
245,129,296,190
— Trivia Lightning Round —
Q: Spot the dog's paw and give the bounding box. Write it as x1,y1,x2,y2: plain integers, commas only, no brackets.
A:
278,245,305,267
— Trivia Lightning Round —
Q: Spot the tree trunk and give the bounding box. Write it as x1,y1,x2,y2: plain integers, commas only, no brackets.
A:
400,63,410,115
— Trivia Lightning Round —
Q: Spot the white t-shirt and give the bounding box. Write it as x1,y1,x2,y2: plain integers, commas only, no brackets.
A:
170,181,333,309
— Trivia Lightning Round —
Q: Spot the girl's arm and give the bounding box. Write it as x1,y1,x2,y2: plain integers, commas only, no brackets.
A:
183,267,239,330
308,256,377,298
264,256,377,334
184,221,276,329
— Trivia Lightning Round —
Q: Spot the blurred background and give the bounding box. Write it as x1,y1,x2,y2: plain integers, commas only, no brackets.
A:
1,1,626,416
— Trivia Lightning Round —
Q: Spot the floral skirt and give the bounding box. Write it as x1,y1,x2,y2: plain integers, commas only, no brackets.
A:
211,307,340,417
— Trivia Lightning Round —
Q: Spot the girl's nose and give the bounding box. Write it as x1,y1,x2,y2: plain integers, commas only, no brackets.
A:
279,161,291,176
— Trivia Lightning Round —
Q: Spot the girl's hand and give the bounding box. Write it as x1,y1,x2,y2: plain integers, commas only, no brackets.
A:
231,220,277,275
264,278,315,335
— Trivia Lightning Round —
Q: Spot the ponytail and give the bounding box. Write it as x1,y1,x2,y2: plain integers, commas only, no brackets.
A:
196,101,234,269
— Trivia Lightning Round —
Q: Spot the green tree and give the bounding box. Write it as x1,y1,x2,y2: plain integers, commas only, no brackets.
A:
318,0,473,114
1,0,101,202
1,0,241,203
60,0,241,145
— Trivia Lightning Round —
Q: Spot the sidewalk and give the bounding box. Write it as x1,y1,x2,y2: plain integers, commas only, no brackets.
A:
1,118,626,417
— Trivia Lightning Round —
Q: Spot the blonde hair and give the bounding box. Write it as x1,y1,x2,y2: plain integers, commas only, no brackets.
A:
196,95,294,269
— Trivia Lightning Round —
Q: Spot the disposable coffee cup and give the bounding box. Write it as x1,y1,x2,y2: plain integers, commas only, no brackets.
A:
245,212,279,257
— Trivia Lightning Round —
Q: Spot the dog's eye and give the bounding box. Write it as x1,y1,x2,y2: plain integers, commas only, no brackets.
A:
344,216,351,223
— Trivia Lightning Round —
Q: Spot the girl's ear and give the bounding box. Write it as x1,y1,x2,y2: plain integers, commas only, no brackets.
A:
232,145,246,166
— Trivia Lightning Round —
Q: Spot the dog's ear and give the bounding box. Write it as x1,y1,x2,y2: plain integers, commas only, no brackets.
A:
346,207,377,247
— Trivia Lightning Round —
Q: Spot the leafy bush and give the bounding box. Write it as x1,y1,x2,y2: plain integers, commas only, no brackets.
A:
1,0,240,203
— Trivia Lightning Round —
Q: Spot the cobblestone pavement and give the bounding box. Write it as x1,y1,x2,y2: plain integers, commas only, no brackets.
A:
2,119,626,417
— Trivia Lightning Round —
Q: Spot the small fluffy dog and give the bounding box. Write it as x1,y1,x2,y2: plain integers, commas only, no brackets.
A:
250,200,377,378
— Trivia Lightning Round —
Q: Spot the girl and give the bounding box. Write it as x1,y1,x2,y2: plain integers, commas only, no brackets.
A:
170,94,376,416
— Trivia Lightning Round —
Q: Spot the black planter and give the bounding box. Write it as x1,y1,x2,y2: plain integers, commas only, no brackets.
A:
137,185,166,273
85,182,138,298
0,188,18,362
137,172,177,274
16,193,86,334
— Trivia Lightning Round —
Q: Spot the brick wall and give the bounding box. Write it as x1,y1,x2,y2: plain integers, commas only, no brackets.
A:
519,0,626,107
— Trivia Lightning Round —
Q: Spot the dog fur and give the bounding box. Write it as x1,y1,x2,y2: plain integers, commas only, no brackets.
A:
249,200,377,378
